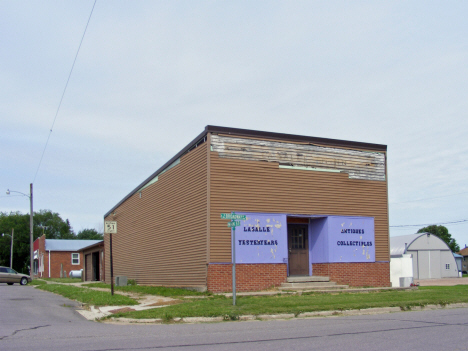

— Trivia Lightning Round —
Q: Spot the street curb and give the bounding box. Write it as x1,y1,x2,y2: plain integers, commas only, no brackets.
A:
104,302,468,324
257,313,295,320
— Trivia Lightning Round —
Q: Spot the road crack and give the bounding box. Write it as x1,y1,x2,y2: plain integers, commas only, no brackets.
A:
0,325,51,340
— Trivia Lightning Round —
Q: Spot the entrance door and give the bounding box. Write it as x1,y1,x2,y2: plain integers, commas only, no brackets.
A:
85,254,91,281
418,250,441,279
92,252,100,281
288,224,309,276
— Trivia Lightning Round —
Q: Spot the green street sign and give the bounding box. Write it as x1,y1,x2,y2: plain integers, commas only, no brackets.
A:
221,213,246,220
227,221,241,227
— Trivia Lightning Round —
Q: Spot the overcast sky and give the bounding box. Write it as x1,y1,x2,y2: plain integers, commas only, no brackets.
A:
1,1,467,246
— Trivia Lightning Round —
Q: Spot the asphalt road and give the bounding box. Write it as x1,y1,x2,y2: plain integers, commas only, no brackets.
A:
1,284,468,351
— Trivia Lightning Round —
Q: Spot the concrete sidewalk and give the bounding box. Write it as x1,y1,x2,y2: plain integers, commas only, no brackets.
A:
34,280,182,320
105,303,468,324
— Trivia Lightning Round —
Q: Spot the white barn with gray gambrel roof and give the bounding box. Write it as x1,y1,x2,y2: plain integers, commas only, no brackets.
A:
390,233,458,280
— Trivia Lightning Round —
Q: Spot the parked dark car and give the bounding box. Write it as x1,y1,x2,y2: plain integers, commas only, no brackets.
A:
0,266,31,285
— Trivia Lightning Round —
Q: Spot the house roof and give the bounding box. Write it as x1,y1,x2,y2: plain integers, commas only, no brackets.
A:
104,125,388,218
45,239,102,252
391,232,455,257
78,241,104,252
458,247,468,256
390,233,425,256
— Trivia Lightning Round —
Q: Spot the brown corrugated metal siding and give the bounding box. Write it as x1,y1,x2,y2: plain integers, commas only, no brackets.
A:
103,126,388,290
104,143,208,287
209,134,389,263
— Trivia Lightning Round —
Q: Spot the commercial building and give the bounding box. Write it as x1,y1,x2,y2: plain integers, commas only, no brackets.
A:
104,126,390,292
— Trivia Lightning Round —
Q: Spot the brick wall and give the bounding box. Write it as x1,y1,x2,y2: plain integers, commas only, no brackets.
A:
48,251,84,278
34,235,86,278
312,262,390,287
207,263,287,293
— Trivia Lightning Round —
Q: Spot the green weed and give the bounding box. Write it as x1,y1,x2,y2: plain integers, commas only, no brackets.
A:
36,284,137,306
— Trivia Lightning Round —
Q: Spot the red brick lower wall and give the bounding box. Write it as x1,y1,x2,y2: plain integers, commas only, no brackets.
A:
48,251,84,278
312,262,391,287
207,263,287,293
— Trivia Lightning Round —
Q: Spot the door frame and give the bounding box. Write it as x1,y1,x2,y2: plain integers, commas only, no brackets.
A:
92,251,100,281
287,223,310,276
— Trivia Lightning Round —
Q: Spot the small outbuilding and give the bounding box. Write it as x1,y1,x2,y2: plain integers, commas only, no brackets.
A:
390,233,459,280
453,253,463,275
79,241,105,282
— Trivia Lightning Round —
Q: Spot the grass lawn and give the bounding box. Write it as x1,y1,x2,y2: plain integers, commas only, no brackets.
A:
85,282,210,297
31,279,468,320
110,285,468,320
36,283,138,306
30,279,48,286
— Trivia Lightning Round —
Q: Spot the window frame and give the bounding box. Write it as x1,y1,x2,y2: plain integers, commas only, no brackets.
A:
71,253,80,265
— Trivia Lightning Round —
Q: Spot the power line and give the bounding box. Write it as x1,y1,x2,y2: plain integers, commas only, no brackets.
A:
32,0,97,184
390,219,468,228
390,191,468,204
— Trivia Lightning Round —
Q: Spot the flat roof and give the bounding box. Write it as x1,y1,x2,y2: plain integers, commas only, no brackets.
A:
105,125,387,218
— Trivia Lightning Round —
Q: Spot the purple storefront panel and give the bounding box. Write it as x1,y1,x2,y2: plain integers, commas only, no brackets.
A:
232,213,288,264
327,216,375,263
309,218,329,263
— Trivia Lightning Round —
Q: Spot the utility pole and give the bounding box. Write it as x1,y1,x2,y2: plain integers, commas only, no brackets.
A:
5,184,33,278
30,183,33,279
10,228,14,269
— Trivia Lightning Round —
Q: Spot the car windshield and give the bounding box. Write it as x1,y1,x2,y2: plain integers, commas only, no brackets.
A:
6,268,17,274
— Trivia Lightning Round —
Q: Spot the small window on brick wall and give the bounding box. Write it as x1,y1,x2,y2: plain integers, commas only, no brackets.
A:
72,253,80,265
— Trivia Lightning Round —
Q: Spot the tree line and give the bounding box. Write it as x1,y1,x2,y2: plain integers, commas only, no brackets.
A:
0,210,103,273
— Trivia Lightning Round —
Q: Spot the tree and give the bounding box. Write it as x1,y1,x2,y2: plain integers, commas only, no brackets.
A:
76,228,103,240
0,211,31,273
0,210,76,273
417,225,460,252
34,210,74,239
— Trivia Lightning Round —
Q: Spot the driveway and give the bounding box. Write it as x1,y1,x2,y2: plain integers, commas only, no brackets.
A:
415,277,468,286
